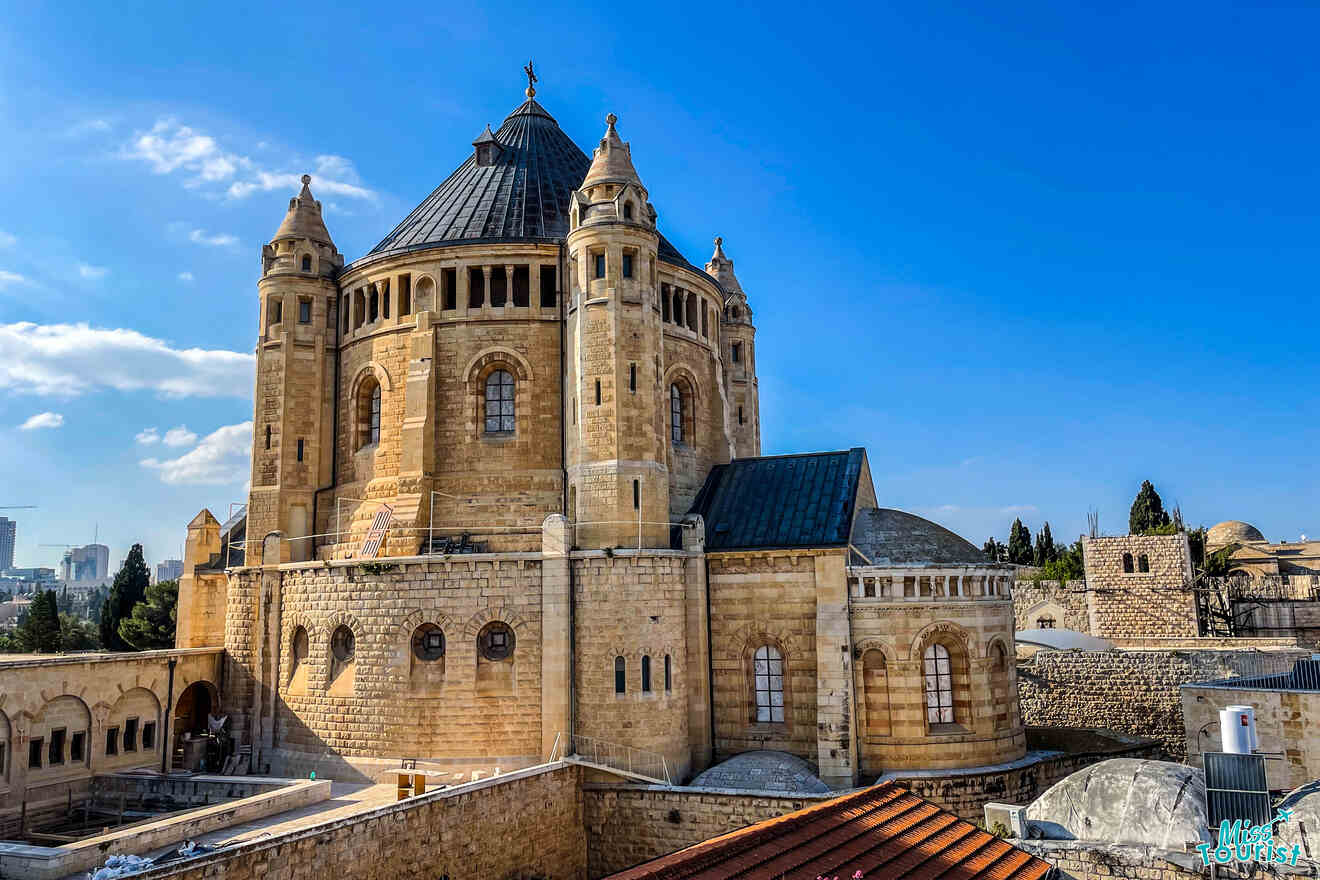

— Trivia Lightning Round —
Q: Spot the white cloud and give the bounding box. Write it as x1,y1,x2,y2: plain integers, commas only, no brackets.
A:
0,270,31,287
999,505,1039,515
136,427,160,444
188,228,238,247
141,421,251,485
0,231,16,248
162,425,198,447
19,412,64,430
67,118,112,137
121,119,376,202
78,264,109,280
0,321,254,398
178,272,194,282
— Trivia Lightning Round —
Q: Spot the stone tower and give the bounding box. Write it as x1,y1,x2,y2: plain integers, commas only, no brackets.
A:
247,175,344,563
708,238,760,457
565,114,670,548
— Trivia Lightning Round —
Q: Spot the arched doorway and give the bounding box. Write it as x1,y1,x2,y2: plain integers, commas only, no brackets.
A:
173,681,217,770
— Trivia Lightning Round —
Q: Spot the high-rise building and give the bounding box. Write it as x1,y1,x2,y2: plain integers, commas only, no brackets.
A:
0,517,14,572
60,544,110,583
156,559,183,583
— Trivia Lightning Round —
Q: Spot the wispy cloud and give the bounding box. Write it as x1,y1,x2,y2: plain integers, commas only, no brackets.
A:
120,119,376,202
0,321,253,398
0,270,32,288
67,118,112,137
0,231,16,248
999,504,1039,515
141,421,251,485
19,412,64,430
136,427,161,445
163,425,198,447
177,272,194,282
188,228,238,247
78,263,109,280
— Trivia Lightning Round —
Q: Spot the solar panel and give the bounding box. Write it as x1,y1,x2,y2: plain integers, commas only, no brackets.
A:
1204,752,1271,829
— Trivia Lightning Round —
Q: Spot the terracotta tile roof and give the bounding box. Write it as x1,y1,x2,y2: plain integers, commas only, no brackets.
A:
603,782,1055,880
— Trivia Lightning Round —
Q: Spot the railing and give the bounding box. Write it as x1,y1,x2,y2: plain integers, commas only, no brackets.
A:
550,733,671,784
571,519,696,551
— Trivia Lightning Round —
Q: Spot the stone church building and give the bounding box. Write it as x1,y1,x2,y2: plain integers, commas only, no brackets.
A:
176,76,1021,790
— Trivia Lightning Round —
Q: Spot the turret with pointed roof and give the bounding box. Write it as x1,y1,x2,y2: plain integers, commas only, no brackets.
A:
709,237,760,457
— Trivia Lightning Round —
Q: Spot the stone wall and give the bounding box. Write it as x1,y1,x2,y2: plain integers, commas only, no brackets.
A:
1183,682,1320,791
583,783,832,878
1013,841,1211,880
136,763,586,880
1019,648,1306,759
0,649,223,811
1082,534,1199,639
882,728,1161,821
1013,578,1088,632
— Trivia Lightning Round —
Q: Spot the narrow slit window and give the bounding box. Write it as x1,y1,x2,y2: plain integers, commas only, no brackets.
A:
595,379,601,406
614,656,626,694
633,479,639,510
629,363,636,393
641,655,652,693
442,268,458,310
664,655,672,692
399,274,412,315
539,265,557,308
297,438,304,462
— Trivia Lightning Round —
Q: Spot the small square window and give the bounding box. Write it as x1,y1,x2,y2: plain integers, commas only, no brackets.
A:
298,299,312,323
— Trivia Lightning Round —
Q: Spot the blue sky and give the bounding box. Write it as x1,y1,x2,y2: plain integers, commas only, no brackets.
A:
1,0,1316,572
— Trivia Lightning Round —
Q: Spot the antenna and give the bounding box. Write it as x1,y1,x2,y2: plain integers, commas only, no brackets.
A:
1087,508,1100,539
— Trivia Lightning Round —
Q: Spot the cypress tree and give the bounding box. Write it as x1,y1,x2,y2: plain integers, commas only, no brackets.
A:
1129,480,1172,535
100,544,151,652
1033,522,1056,565
1008,518,1034,565
18,590,61,653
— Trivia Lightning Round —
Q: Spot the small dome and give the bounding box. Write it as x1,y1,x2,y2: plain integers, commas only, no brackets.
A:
689,750,831,794
272,175,333,246
1208,520,1266,545
850,508,989,566
1273,779,1320,854
1026,758,1209,848
581,113,643,190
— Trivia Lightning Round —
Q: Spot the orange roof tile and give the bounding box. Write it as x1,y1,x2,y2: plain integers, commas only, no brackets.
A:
603,782,1055,880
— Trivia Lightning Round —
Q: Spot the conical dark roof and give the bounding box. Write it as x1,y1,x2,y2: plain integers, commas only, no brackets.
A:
364,98,701,273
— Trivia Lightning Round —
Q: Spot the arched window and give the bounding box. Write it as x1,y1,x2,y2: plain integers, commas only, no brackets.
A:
484,370,515,434
670,384,685,444
289,626,309,684
641,655,652,693
301,254,312,272
992,642,1010,730
477,622,514,661
923,643,955,725
411,624,445,662
357,378,381,448
1122,552,1134,573
331,626,355,662
1138,553,1150,573
664,655,672,693
1037,615,1056,629
753,645,784,723
614,656,626,694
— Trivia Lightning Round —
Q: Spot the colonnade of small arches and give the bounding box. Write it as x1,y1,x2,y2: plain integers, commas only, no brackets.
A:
847,571,1012,599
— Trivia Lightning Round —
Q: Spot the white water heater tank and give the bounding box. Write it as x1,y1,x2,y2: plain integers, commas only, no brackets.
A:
1220,704,1257,754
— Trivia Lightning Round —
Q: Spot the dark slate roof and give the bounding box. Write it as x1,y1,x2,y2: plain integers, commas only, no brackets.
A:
360,98,703,275
850,508,990,566
198,507,245,572
604,782,1055,880
689,449,865,552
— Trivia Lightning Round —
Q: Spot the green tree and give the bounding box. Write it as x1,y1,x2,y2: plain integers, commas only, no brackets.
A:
1007,518,1034,565
101,544,151,652
118,579,178,650
59,613,99,652
982,537,1006,562
1033,522,1057,565
17,590,61,653
1129,480,1172,535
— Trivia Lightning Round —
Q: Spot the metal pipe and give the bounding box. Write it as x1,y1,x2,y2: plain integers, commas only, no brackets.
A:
161,656,176,775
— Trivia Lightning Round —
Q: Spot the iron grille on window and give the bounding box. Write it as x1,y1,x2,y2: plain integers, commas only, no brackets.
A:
485,370,515,434
754,645,784,722
924,643,954,724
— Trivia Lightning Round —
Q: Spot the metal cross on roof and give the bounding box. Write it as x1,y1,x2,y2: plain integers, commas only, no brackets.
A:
524,60,537,97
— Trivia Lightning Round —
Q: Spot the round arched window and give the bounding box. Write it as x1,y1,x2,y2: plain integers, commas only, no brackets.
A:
412,624,445,662
292,626,309,664
478,622,515,661
331,626,355,662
